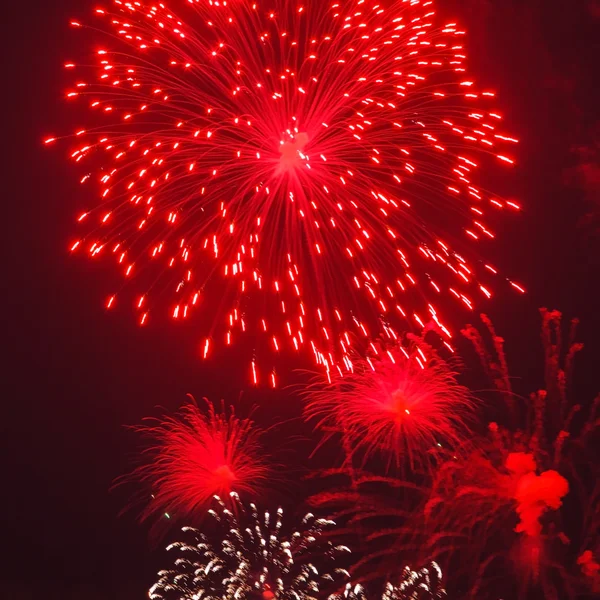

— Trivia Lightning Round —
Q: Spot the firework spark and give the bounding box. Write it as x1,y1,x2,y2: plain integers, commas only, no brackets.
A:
382,562,446,600
417,310,599,598
133,400,270,524
328,583,368,600
47,0,522,382
305,346,475,471
149,493,355,600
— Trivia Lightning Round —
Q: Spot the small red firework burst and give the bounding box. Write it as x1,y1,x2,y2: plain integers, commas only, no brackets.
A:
133,400,270,523
46,0,523,383
305,346,475,471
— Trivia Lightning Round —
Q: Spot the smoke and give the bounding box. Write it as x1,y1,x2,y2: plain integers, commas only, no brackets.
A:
505,453,569,537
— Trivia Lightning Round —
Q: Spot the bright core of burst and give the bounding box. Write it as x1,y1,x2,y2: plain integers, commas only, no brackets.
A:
279,132,309,172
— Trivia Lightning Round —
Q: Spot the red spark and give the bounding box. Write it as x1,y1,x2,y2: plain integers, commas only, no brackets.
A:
132,400,269,523
48,0,521,382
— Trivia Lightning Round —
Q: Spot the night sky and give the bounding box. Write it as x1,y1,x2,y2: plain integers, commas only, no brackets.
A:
3,1,599,598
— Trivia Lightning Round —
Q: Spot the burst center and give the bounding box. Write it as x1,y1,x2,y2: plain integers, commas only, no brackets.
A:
279,132,309,171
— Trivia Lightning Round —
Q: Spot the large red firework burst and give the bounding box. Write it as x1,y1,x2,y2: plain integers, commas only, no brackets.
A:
46,0,522,383
132,400,270,523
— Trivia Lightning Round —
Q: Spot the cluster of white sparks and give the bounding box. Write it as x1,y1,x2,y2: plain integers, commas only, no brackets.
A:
149,492,354,599
149,493,446,600
382,563,446,600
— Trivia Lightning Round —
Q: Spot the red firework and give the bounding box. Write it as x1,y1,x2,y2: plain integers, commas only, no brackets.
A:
46,0,523,383
305,346,475,471
133,400,269,522
418,310,599,599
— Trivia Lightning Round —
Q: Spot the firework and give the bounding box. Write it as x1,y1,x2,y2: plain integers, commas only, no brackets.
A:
46,0,521,382
328,583,368,600
416,310,599,598
133,400,270,524
382,562,446,600
312,311,599,599
149,492,355,600
305,346,475,471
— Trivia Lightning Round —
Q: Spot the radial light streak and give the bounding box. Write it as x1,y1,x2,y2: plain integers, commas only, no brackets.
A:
47,0,522,382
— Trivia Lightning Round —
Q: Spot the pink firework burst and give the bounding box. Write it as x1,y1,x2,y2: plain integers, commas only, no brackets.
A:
305,347,475,471
132,400,270,523
46,0,522,383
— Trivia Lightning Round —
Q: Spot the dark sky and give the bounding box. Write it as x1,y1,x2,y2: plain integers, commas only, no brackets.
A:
3,1,599,598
